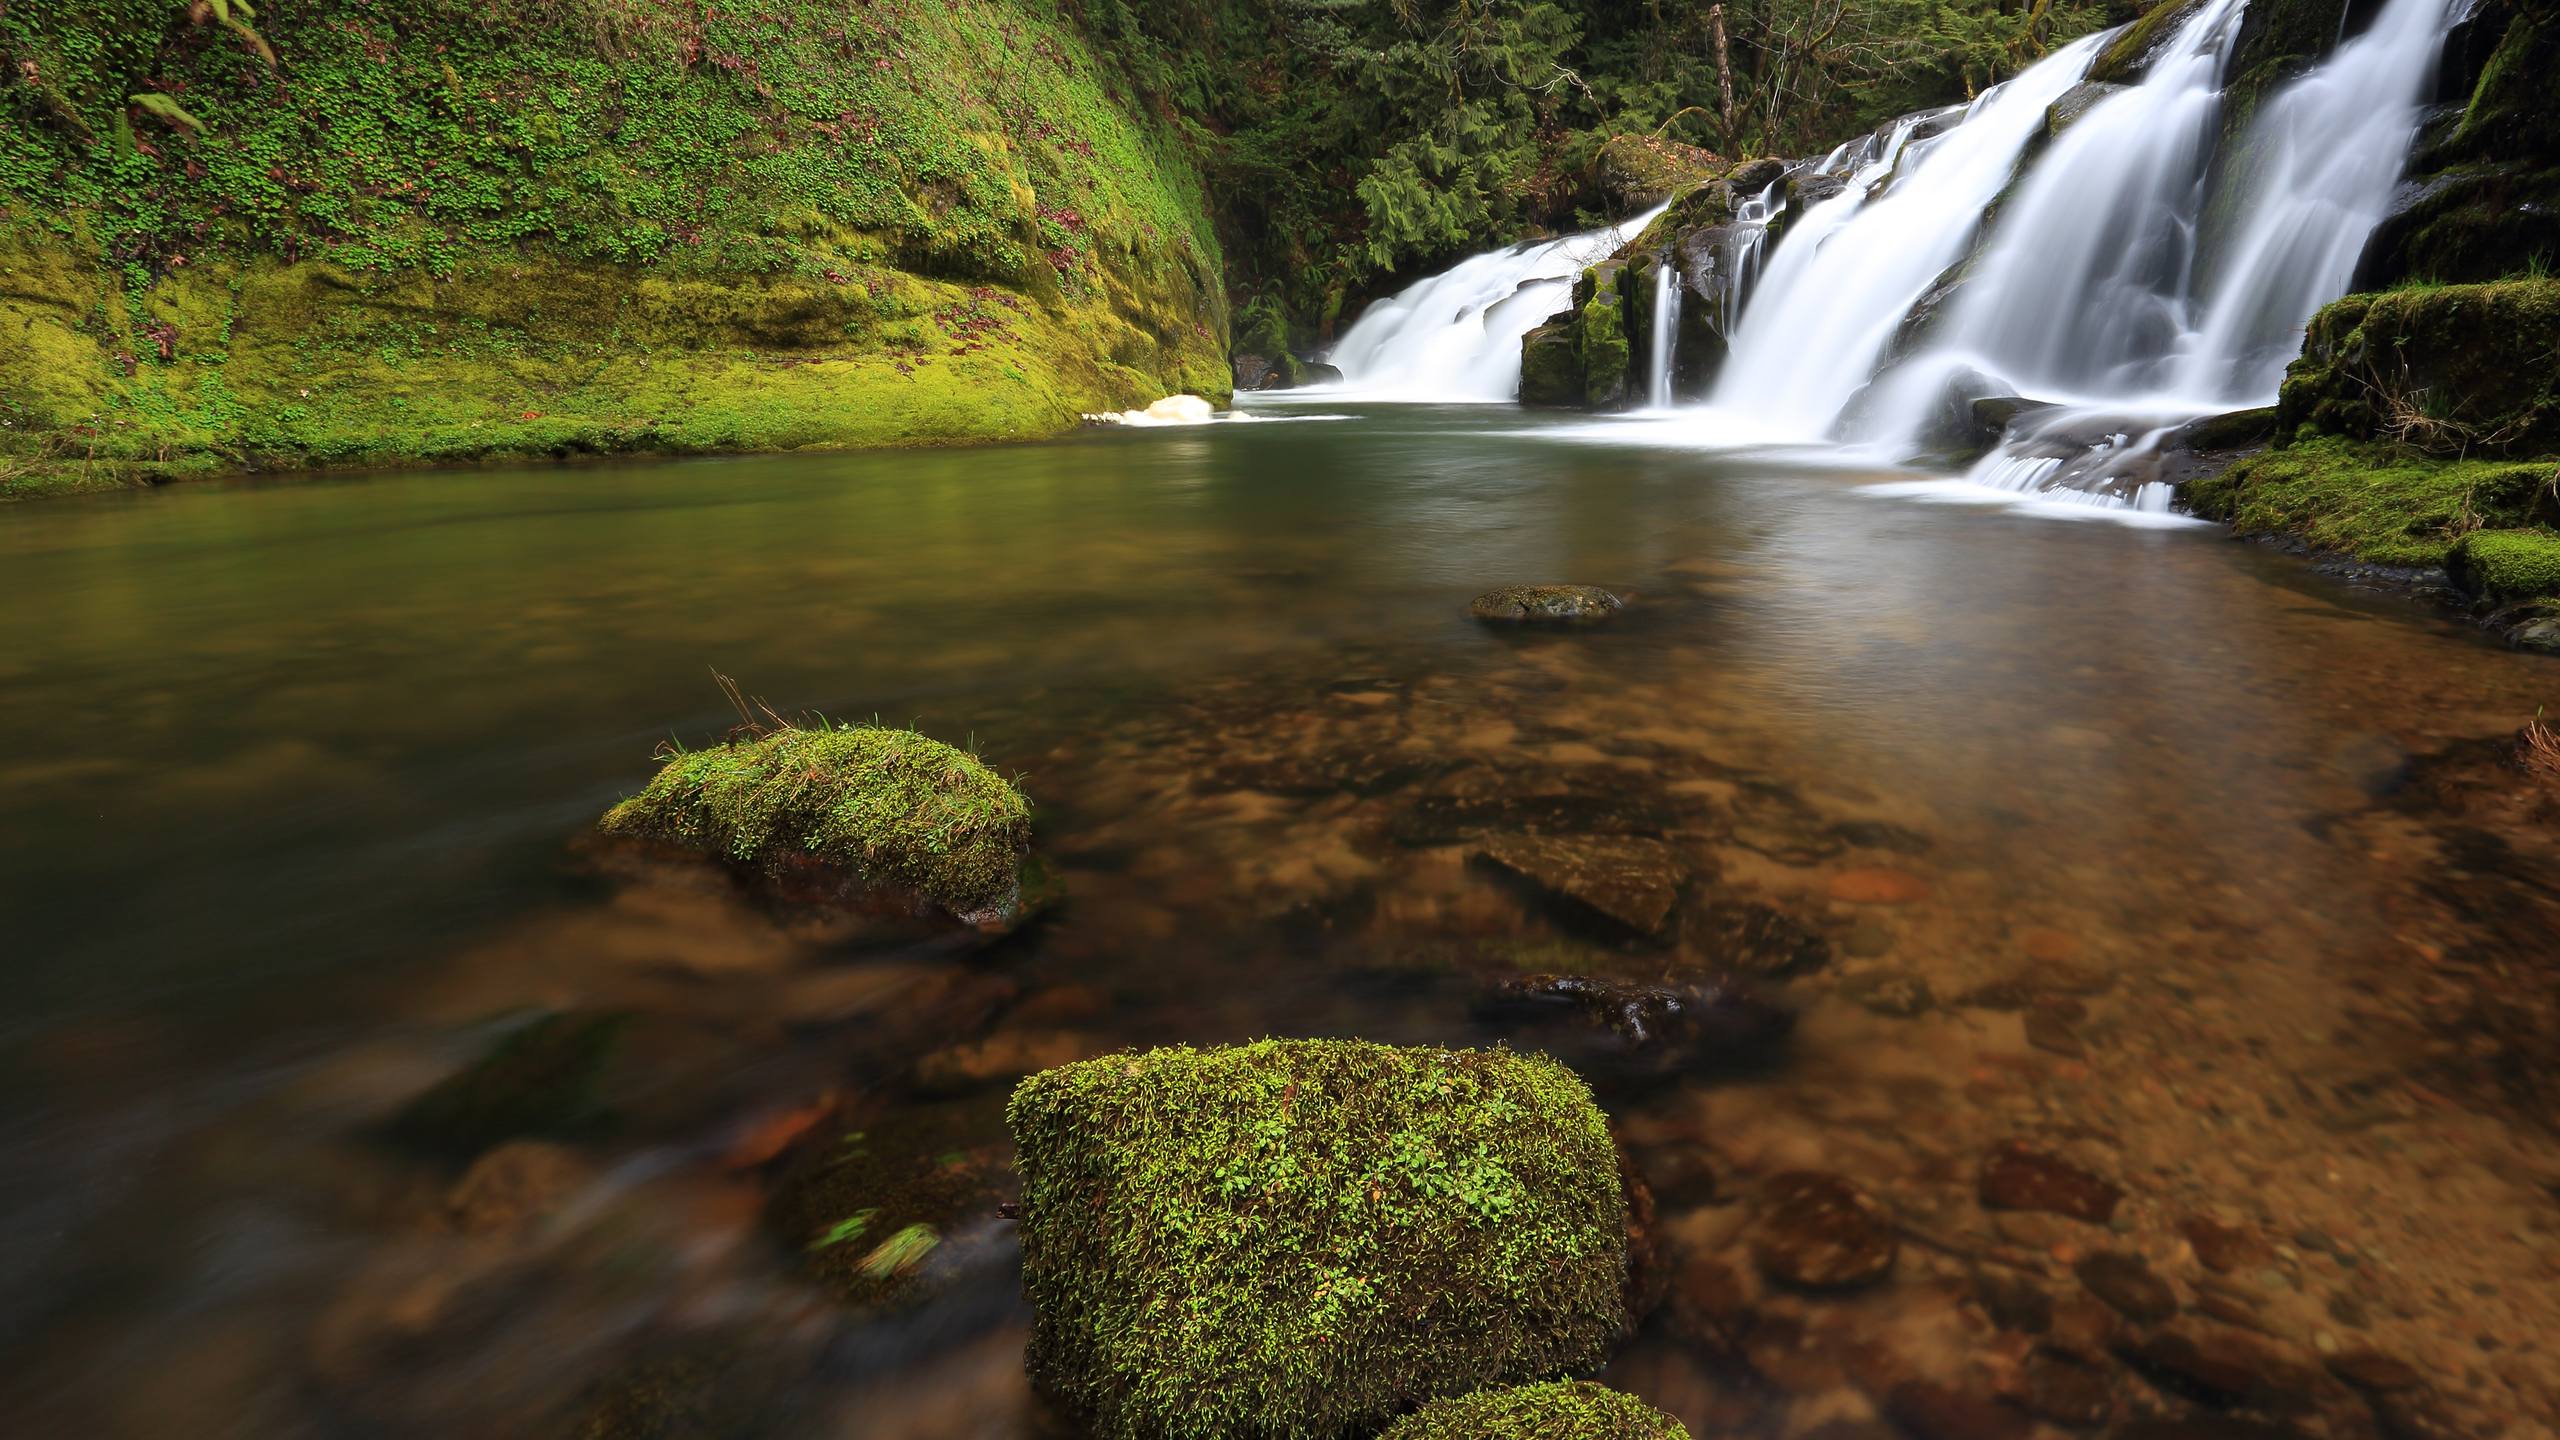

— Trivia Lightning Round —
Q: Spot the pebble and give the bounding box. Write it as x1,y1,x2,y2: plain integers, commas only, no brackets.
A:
2076,1251,2178,1325
1979,1142,2123,1224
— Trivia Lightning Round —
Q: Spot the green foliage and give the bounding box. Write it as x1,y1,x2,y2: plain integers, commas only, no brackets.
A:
1006,1039,1628,1440
2454,529,2560,600
1379,1380,1692,1440
599,721,1032,922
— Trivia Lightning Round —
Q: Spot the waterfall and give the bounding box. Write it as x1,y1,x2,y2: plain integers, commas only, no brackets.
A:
1322,203,1669,402
1700,32,2108,438
1717,183,1782,341
1645,257,1683,410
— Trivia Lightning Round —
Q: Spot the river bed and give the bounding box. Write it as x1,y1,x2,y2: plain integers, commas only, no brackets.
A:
2,407,2556,1437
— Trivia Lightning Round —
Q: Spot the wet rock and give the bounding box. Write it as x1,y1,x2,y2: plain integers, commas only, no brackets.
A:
1973,1267,2055,1333
2022,1347,2117,1428
444,1141,593,1237
1468,583,1626,624
1751,1171,1898,1291
1826,867,1931,905
2113,1326,2322,1413
763,1095,1018,1312
1480,972,1792,1081
2027,995,2091,1058
1884,1380,2034,1440
1979,1142,2123,1223
1669,1253,1751,1349
2076,1252,2178,1325
1843,969,1936,1017
2046,81,2129,139
2324,1351,2422,1394
1619,1142,1670,1325
1689,899,1832,978
392,1012,628,1159
2181,1214,2270,1274
1473,833,1685,937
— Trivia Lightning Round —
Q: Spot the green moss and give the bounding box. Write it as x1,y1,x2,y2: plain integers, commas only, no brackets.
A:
0,0,1228,493
2453,529,2560,600
2089,0,2208,85
2186,435,2559,567
1007,1040,1628,1440
1379,1380,1691,1440
1520,316,1586,408
599,722,1031,924
2272,280,2560,458
1577,266,1631,409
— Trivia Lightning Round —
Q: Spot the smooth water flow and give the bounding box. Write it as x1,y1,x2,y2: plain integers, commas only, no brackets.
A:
1699,32,2106,437
1322,204,1668,401
1645,256,1683,410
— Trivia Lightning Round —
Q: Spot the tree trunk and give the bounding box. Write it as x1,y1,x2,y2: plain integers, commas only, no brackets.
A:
1708,3,1737,151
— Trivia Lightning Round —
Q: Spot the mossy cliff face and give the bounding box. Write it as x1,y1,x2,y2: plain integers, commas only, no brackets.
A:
0,0,1228,497
2361,1,2560,287
1005,1040,1628,1440
598,723,1032,925
1378,1380,1691,1440
2273,280,2560,457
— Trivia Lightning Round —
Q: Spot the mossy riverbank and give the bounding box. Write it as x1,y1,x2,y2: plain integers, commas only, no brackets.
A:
0,0,1228,499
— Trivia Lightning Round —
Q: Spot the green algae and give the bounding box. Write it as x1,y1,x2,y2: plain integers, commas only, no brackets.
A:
1006,1039,1627,1440
1378,1380,1691,1440
599,723,1031,924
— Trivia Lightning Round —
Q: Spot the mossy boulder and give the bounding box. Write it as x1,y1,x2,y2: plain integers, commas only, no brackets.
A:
2274,281,2560,458
598,723,1032,926
2088,0,2211,84
1006,1040,1629,1440
1593,133,1730,209
1378,1380,1690,1440
1576,264,1635,409
2451,529,2560,600
1520,317,1590,408
2184,436,2560,567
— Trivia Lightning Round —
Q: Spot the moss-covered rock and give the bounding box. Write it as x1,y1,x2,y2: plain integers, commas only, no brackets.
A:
1469,584,1626,624
1378,1380,1690,1440
2088,0,2211,84
1577,264,1634,409
2360,5,2560,286
1007,1040,1629,1440
2452,529,2560,600
1520,316,1589,408
2273,281,2560,458
2184,435,2559,567
599,723,1032,926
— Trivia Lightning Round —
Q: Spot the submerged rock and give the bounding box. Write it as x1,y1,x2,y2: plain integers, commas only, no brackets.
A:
764,1095,1017,1312
2076,1251,2178,1324
1751,1171,1898,1291
1978,1141,2123,1223
1473,833,1684,937
444,1140,594,1237
597,723,1033,927
1469,584,1626,623
1378,1379,1690,1439
1007,1040,1628,1440
392,1011,628,1159
1479,972,1793,1081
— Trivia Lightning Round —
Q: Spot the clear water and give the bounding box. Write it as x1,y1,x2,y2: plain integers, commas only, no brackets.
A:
3,417,2557,1437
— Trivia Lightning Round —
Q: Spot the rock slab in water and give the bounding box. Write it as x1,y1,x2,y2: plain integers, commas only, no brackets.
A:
1472,833,1683,936
1978,1141,2123,1223
1468,584,1625,624
1007,1040,1628,1440
1750,1171,1899,1290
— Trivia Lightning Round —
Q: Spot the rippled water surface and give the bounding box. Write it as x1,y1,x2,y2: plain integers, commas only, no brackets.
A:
3,408,2556,1437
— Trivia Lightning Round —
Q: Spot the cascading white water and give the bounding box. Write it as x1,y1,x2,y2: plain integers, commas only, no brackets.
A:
1717,183,1782,340
1644,257,1683,410
1699,32,2108,437
1320,204,1669,402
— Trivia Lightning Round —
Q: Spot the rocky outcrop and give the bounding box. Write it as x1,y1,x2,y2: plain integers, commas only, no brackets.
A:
2273,280,2560,457
2360,0,2560,287
1519,262,1635,409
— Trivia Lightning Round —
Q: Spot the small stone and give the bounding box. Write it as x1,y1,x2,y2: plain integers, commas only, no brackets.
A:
2181,1213,2269,1273
2020,927,2081,963
1980,1142,2123,1223
1974,1267,2055,1333
1690,900,1833,978
2076,1252,2178,1325
1841,968,1935,1017
1468,584,1624,623
1751,1171,1899,1290
2026,997,2088,1057
1826,867,1930,904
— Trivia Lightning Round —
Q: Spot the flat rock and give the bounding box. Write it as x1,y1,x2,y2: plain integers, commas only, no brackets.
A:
1473,833,1685,936
2325,1350,2422,1394
1468,584,1625,623
1751,1170,1898,1290
1979,1141,2123,1223
2180,1214,2270,1273
2076,1251,2178,1324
